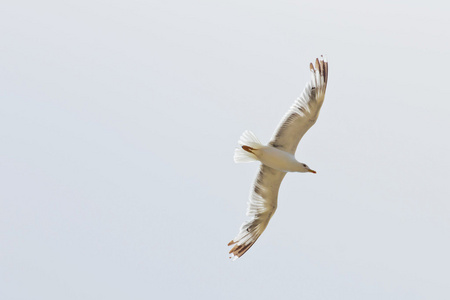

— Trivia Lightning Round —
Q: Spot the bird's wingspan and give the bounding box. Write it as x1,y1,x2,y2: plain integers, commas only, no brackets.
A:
228,165,286,259
269,56,328,154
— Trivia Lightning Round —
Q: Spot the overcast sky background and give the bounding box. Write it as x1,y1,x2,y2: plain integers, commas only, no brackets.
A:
1,1,450,299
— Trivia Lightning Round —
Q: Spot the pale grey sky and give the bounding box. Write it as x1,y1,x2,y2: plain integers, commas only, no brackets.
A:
1,1,450,299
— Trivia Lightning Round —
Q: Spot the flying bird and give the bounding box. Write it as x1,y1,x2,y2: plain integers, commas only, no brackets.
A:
228,56,328,259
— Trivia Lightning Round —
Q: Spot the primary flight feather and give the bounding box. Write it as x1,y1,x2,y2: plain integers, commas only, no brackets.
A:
228,56,328,259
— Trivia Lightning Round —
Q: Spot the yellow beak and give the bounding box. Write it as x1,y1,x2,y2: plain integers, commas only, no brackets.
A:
308,169,317,174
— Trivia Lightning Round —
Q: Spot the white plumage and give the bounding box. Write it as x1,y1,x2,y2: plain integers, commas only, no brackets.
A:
228,56,329,259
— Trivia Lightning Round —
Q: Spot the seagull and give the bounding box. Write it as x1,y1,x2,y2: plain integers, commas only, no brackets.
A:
228,56,328,260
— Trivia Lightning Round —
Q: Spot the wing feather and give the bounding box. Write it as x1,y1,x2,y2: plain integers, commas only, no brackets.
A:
228,165,286,259
269,56,328,154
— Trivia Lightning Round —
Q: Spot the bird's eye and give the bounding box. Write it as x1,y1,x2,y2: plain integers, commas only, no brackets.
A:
303,164,307,167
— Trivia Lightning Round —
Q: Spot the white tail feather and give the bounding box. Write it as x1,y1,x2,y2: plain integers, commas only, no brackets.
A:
234,130,262,163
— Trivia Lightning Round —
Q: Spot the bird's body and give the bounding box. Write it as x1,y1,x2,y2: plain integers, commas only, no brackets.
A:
247,146,309,173
228,56,328,260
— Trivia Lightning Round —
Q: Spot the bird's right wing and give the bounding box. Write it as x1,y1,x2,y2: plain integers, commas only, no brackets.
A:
228,165,286,259
269,56,328,154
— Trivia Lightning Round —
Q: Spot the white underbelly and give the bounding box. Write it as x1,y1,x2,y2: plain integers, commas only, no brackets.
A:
255,146,299,172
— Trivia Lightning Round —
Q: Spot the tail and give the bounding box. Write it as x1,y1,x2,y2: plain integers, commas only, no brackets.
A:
233,130,263,163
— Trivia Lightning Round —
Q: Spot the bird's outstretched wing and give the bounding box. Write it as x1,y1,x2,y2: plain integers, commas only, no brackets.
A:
228,165,286,259
269,56,328,154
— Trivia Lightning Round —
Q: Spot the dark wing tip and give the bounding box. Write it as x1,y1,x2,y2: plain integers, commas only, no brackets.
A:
320,55,328,83
312,55,328,84
228,242,255,258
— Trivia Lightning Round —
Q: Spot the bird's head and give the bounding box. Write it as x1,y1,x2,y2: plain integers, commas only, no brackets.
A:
298,163,316,174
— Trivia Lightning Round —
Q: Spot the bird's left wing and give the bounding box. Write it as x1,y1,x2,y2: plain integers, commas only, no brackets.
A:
269,56,328,154
228,165,286,259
